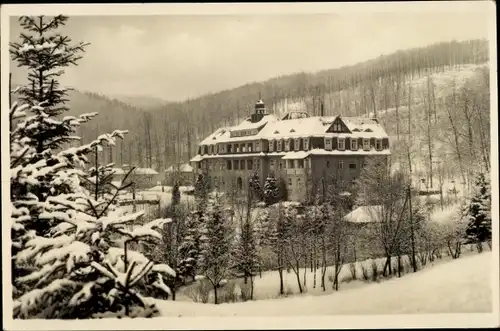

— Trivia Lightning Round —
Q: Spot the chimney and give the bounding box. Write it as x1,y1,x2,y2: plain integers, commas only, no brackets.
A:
320,100,324,117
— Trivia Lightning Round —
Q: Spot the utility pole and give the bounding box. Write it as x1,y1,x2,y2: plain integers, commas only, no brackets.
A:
408,184,417,273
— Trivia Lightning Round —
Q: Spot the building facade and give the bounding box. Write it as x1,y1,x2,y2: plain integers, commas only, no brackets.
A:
190,100,391,202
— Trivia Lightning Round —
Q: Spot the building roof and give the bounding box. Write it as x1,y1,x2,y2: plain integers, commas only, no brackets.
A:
134,168,159,175
198,114,388,146
344,205,383,224
165,163,194,173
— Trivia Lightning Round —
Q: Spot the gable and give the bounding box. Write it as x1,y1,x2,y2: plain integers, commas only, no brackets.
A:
326,117,351,134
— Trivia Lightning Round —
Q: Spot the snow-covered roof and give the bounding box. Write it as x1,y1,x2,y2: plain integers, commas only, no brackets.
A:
231,114,279,131
165,163,193,173
281,151,310,160
197,114,389,149
308,148,391,156
134,168,159,175
344,205,383,224
341,117,388,138
259,116,336,139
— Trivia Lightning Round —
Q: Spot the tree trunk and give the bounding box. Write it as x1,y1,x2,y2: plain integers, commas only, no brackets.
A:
321,236,327,291
213,285,218,304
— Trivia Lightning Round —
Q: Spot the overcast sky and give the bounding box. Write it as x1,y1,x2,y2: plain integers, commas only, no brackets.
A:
9,7,492,102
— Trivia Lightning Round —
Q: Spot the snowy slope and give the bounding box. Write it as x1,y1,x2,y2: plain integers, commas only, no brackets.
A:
157,252,493,316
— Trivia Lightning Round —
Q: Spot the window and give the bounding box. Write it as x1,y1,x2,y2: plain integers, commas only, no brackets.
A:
248,143,253,152
221,161,226,170
349,163,357,170
270,160,275,169
288,160,294,168
240,160,245,170
269,140,274,152
227,144,232,153
285,139,291,151
298,159,304,168
255,142,261,152
338,160,344,169
376,139,382,151
363,139,370,151
288,177,292,186
235,144,240,153
277,140,283,152
297,178,302,186
351,139,358,150
303,138,309,150
362,160,368,169
234,160,239,170
325,138,332,150
198,162,202,169
294,138,301,151
338,138,345,150
256,159,261,170
247,159,253,170
242,144,247,153
326,160,330,168
333,122,342,132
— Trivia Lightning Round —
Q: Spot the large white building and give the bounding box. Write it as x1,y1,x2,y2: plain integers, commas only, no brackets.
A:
190,99,391,202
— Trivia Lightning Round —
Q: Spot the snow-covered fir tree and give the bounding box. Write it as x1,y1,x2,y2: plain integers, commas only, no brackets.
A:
10,15,176,319
177,210,202,283
198,194,233,304
232,215,259,299
248,172,263,202
464,172,492,251
263,175,280,206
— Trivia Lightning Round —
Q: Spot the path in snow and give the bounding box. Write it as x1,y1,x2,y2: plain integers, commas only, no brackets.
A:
157,252,493,316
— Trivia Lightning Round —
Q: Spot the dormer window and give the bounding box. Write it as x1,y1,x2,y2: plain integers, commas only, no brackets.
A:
375,139,382,151
338,138,345,151
325,137,332,150
274,130,280,134
351,139,358,150
303,137,309,150
294,138,301,151
333,123,342,132
269,140,274,152
290,128,296,133
363,139,370,151
364,128,373,132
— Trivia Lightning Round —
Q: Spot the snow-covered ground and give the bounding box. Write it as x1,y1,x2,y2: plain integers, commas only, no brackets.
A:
157,251,493,316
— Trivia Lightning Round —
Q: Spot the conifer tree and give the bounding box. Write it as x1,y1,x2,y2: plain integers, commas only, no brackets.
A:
263,176,279,206
198,194,233,304
177,210,202,283
464,172,492,252
10,15,175,319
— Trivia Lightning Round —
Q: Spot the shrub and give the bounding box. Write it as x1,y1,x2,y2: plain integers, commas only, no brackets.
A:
370,260,379,282
184,279,211,303
349,262,357,280
217,281,239,304
240,282,252,302
361,263,370,281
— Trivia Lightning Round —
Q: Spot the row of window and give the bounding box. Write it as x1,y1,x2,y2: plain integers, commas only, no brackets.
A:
200,137,385,155
198,158,262,171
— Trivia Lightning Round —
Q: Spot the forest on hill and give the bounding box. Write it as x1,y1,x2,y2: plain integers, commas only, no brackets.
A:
17,38,489,187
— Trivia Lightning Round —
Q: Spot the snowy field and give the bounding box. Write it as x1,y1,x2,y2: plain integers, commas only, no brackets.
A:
157,251,493,316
